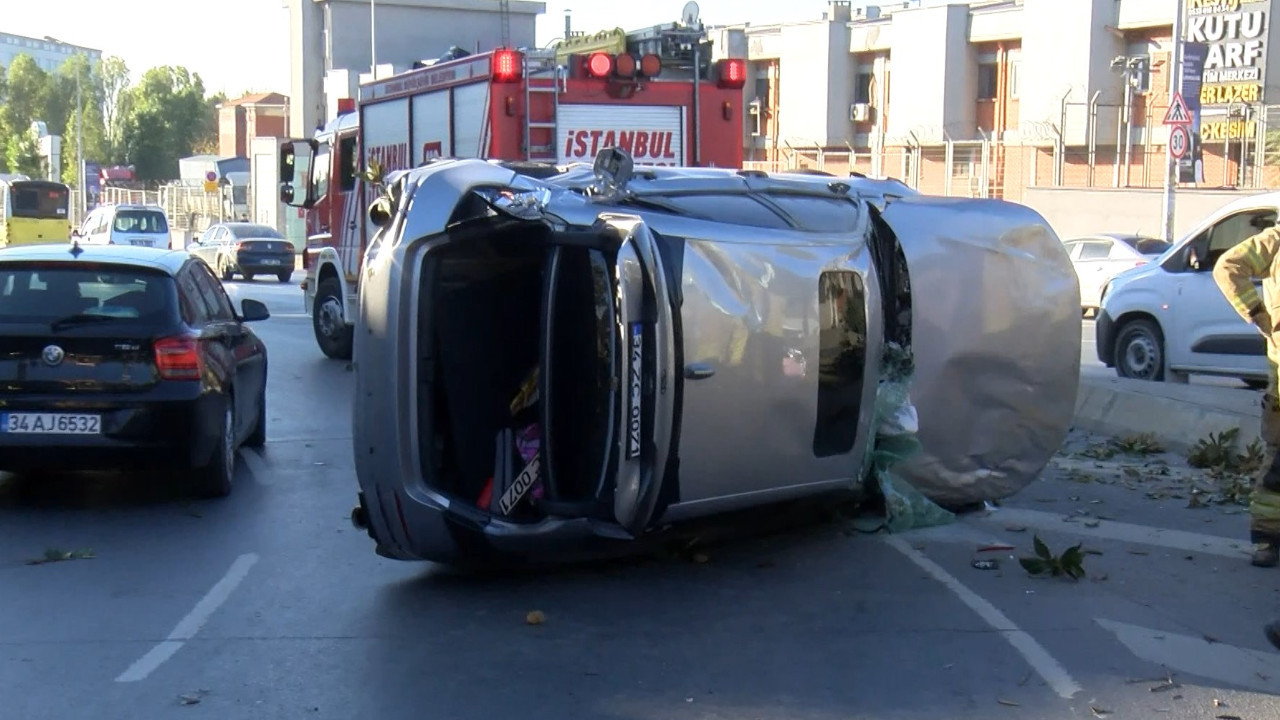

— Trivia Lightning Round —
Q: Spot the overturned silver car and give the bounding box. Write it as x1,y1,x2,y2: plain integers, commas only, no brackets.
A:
345,150,1081,565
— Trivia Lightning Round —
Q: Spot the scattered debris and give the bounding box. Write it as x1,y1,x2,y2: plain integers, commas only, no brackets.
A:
978,544,1015,552
525,610,546,625
971,559,1000,570
1018,671,1032,687
1215,715,1243,720
1203,633,1220,644
1188,428,1264,479
177,690,209,706
997,699,1020,707
1214,698,1228,708
27,548,95,566
1019,535,1086,580
1005,525,1028,533
1090,705,1113,717
1084,519,1101,528
1128,549,1149,556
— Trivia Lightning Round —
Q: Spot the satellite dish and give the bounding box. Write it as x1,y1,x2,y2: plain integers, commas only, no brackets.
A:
682,1,700,26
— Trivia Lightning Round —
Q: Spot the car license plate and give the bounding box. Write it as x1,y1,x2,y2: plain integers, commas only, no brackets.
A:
262,259,280,265
1,413,101,435
129,239,151,247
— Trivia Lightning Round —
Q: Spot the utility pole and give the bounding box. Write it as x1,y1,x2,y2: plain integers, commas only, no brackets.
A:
1160,0,1186,244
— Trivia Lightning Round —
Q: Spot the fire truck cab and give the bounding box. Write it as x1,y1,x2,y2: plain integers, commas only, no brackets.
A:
280,15,747,359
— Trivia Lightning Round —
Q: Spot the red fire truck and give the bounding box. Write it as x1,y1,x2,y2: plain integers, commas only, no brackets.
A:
280,19,747,359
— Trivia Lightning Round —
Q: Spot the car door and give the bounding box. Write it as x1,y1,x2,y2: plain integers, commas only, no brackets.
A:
187,261,265,439
193,227,223,266
1165,206,1277,375
1073,239,1114,307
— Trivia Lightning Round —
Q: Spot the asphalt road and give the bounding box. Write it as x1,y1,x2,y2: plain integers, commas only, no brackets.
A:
2,280,1279,719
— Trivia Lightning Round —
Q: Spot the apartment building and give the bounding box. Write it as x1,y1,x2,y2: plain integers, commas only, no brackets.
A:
712,0,1278,201
0,31,101,74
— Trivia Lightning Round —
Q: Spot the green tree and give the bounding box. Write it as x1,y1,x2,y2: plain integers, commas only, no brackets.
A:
118,66,215,180
99,56,130,159
5,127,42,177
52,54,108,185
1,56,52,177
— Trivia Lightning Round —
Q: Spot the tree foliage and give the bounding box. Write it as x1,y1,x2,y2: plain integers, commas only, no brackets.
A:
0,53,221,184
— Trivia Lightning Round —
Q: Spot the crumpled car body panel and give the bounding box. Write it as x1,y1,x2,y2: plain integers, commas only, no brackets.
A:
881,196,1081,507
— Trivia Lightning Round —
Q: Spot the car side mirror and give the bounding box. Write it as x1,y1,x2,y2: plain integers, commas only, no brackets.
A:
239,298,271,323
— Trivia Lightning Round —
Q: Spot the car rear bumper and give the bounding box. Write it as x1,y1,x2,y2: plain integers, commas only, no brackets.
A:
0,389,223,472
235,253,295,275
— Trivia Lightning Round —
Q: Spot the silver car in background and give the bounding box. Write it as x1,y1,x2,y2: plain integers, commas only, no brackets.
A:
336,150,1081,566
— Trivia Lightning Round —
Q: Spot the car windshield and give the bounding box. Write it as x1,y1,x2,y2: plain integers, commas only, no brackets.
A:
229,224,284,239
1123,237,1172,255
0,265,176,325
113,209,169,234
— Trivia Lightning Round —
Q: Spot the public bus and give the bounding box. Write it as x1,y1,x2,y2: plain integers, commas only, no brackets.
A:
0,174,72,248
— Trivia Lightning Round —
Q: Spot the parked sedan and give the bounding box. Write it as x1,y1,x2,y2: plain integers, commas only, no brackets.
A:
189,222,295,282
1065,233,1172,313
305,149,1080,567
0,244,271,497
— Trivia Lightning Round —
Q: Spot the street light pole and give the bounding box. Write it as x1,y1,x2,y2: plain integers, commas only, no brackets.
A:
1160,0,1186,244
371,0,377,77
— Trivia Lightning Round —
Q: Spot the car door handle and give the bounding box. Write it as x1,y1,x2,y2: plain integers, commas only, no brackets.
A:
684,363,715,380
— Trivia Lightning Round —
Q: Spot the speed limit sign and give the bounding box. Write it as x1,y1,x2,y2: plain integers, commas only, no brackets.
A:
1169,125,1189,160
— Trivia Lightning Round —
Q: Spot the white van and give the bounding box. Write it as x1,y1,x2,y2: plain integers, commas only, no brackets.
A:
1095,192,1278,388
73,204,172,248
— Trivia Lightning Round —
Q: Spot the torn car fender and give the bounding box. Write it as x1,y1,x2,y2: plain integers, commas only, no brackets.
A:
880,196,1082,507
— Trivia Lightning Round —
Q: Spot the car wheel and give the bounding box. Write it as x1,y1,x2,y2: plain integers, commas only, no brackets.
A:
192,401,235,498
277,271,291,283
220,258,234,282
1113,319,1166,382
244,273,256,282
245,387,266,448
313,277,354,360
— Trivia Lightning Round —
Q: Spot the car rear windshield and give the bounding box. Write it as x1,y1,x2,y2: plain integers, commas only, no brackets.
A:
113,210,169,234
635,192,862,233
1127,237,1172,255
229,224,284,239
0,264,177,325
10,183,69,220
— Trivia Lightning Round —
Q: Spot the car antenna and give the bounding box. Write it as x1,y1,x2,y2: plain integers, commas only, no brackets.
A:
69,240,83,258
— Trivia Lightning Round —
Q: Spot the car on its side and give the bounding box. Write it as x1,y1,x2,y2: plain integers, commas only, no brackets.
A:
1096,192,1280,388
188,222,296,283
0,244,271,497
279,148,1080,568
73,204,172,249
1064,233,1172,313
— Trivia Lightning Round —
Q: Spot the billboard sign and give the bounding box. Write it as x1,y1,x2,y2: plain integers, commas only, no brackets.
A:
1185,0,1270,107
1179,42,1209,183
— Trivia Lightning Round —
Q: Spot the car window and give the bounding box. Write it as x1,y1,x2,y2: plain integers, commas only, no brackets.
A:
761,194,862,233
176,266,211,326
1078,241,1111,261
113,209,170,234
1131,238,1172,255
204,227,223,243
1063,241,1082,259
191,262,236,321
1208,209,1278,253
0,264,176,324
640,194,792,230
229,224,284,239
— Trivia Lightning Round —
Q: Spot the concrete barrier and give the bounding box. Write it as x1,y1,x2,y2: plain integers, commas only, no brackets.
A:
1072,375,1261,453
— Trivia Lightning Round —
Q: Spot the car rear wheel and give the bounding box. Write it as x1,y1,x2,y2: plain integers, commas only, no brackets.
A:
277,271,291,283
313,277,354,360
192,402,235,498
220,258,234,282
1114,319,1165,382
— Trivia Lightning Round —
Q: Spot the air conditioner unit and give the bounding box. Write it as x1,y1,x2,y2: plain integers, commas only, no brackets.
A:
850,103,874,123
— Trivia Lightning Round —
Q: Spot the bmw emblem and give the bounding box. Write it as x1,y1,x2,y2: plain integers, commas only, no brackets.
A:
42,345,65,367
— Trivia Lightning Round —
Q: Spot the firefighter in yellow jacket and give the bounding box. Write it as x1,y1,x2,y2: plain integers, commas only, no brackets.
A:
1212,224,1280,567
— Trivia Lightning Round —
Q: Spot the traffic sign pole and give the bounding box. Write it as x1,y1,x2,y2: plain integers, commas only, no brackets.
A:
1161,0,1186,245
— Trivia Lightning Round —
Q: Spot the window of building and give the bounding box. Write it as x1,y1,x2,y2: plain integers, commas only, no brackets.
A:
854,69,873,105
977,51,998,100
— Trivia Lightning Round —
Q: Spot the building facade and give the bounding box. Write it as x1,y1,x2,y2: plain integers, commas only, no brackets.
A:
218,92,291,159
0,32,101,74
286,0,545,137
712,0,1280,202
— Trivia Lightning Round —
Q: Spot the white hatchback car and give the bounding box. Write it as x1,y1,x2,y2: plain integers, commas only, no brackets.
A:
73,204,172,248
1065,233,1172,312
1095,192,1278,388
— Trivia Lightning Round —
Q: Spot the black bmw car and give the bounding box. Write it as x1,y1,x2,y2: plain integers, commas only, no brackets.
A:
0,244,270,497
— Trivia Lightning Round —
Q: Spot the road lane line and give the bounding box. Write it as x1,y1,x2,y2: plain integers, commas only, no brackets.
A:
115,553,259,683
883,536,1084,700
970,507,1251,559
1096,618,1280,693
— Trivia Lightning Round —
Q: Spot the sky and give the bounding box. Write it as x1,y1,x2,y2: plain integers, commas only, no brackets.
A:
2,0,839,97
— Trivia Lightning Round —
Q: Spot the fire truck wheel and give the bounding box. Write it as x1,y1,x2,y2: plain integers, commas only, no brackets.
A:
314,277,354,360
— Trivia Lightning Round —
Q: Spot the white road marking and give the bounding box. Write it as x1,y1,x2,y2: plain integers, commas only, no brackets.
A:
1096,618,1280,694
883,535,1084,700
267,312,311,319
970,507,1251,560
115,553,259,683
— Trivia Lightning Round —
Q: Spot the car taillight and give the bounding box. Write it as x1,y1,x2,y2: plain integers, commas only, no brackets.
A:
233,242,242,251
154,336,203,380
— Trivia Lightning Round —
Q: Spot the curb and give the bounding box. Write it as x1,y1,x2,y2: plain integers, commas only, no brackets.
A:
1072,376,1262,454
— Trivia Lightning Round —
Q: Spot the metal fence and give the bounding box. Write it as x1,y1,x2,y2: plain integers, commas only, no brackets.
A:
752,102,1280,203
69,185,233,241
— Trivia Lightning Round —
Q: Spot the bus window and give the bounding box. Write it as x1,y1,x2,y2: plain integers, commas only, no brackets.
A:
11,183,69,219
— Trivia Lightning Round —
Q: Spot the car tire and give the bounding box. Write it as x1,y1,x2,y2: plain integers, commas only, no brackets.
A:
313,277,354,360
1113,319,1166,382
220,259,234,282
192,401,235,499
244,273,256,282
277,271,291,283
245,388,266,448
